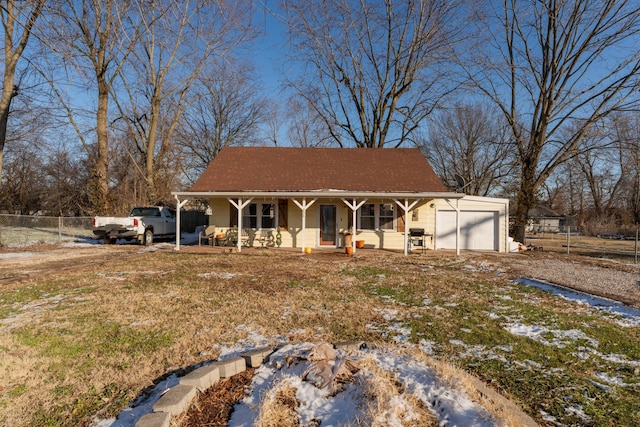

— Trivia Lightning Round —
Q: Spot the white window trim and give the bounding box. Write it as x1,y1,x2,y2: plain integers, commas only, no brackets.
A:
242,202,278,230
357,202,397,231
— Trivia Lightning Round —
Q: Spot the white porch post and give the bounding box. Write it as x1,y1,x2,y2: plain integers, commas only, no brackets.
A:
173,196,189,251
341,198,367,253
394,198,419,256
228,197,253,252
292,198,317,252
445,198,461,256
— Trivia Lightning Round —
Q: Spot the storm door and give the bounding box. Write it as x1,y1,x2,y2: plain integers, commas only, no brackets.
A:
319,205,337,246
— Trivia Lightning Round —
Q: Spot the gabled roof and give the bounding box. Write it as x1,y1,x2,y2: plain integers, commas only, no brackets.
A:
529,205,562,218
187,147,449,195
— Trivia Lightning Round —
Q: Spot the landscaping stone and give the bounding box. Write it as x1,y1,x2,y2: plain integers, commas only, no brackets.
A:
215,356,246,378
241,347,274,368
180,364,221,391
134,411,171,427
152,384,197,416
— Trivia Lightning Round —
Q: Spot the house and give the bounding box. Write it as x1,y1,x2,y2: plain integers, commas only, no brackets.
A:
527,205,565,233
172,147,510,254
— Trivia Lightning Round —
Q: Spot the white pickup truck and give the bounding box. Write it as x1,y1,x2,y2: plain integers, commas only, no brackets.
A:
92,206,176,245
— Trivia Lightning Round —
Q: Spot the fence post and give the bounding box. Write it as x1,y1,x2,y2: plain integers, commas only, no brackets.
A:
566,226,570,255
635,226,638,265
58,216,62,242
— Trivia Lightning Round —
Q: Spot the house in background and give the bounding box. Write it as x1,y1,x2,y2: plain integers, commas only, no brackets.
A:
172,147,510,254
527,205,565,233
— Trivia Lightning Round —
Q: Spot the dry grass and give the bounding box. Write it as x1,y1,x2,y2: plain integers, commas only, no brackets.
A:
404,348,533,427
357,357,437,426
256,380,301,427
0,245,639,426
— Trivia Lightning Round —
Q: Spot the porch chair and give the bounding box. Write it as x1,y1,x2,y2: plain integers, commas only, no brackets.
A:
256,229,274,248
199,225,216,246
225,227,250,247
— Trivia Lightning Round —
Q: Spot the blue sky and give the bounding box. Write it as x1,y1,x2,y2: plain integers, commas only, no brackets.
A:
252,2,290,97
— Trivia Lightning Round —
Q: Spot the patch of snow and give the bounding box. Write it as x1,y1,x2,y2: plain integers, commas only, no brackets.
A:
371,350,494,427
595,371,627,387
373,307,399,321
565,405,591,423
600,353,640,367
94,372,180,427
0,252,36,259
515,278,640,326
503,322,598,348
419,339,437,355
97,340,500,427
197,271,238,279
539,410,558,423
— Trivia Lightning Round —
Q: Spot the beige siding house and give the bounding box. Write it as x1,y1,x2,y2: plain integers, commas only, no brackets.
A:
172,147,510,254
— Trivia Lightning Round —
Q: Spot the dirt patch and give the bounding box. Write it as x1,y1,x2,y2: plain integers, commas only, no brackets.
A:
0,243,153,285
177,368,254,427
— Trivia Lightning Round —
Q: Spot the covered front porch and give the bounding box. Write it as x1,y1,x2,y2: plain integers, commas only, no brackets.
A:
172,191,471,256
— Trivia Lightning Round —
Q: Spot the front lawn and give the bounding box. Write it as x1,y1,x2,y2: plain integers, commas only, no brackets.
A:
0,249,638,426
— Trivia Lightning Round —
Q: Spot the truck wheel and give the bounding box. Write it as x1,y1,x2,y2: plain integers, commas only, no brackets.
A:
143,229,153,246
104,238,117,245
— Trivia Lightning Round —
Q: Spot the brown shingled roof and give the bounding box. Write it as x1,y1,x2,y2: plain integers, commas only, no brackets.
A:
189,147,448,193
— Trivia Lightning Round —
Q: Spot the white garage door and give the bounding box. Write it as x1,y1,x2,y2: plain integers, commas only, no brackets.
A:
436,210,498,251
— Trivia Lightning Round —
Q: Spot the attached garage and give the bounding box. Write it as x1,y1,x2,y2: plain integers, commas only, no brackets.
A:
436,210,498,250
433,196,509,252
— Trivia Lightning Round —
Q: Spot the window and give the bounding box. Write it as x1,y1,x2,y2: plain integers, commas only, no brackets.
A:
261,203,275,228
359,204,376,230
242,203,276,229
357,203,396,231
379,203,395,230
243,204,258,229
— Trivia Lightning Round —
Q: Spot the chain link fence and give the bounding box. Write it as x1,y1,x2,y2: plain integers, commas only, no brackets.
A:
0,214,95,246
526,225,639,263
0,211,207,246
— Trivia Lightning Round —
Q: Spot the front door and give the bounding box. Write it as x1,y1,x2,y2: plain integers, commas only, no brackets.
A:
319,205,337,246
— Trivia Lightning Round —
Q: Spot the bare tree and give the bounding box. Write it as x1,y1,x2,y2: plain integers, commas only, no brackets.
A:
420,103,515,196
42,147,90,215
0,0,44,180
38,0,139,215
176,63,266,183
466,0,640,242
113,0,255,203
0,140,45,214
283,0,464,148
609,113,640,225
262,99,283,146
285,95,336,147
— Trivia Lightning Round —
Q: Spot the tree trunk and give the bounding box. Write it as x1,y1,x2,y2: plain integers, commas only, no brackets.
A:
513,161,539,244
92,83,110,214
0,87,11,179
145,94,161,204
0,54,18,182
